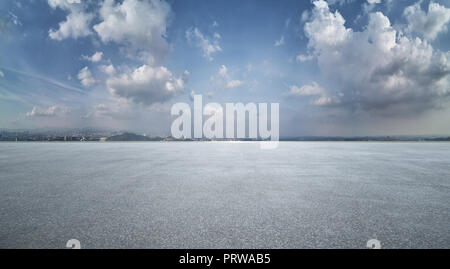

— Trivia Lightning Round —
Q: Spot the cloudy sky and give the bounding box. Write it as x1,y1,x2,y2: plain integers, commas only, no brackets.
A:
0,0,449,136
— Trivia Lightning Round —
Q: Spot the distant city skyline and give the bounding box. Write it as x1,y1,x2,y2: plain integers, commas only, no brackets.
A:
1,0,450,136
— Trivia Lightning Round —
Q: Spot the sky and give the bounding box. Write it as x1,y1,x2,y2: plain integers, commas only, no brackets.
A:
0,0,449,137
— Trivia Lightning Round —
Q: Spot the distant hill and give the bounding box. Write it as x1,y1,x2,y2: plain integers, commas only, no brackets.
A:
106,132,152,141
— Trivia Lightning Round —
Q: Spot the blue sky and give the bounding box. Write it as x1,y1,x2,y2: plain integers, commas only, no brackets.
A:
0,0,449,136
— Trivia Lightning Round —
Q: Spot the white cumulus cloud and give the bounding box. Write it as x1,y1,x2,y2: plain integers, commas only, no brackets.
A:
287,82,324,96
48,0,93,40
296,54,314,62
302,0,450,114
93,0,172,65
285,82,340,106
99,64,116,76
78,66,96,87
404,1,450,41
106,65,189,106
82,51,103,62
212,65,244,89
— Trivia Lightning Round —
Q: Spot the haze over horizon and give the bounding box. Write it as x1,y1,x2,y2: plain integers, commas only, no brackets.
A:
1,0,450,137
